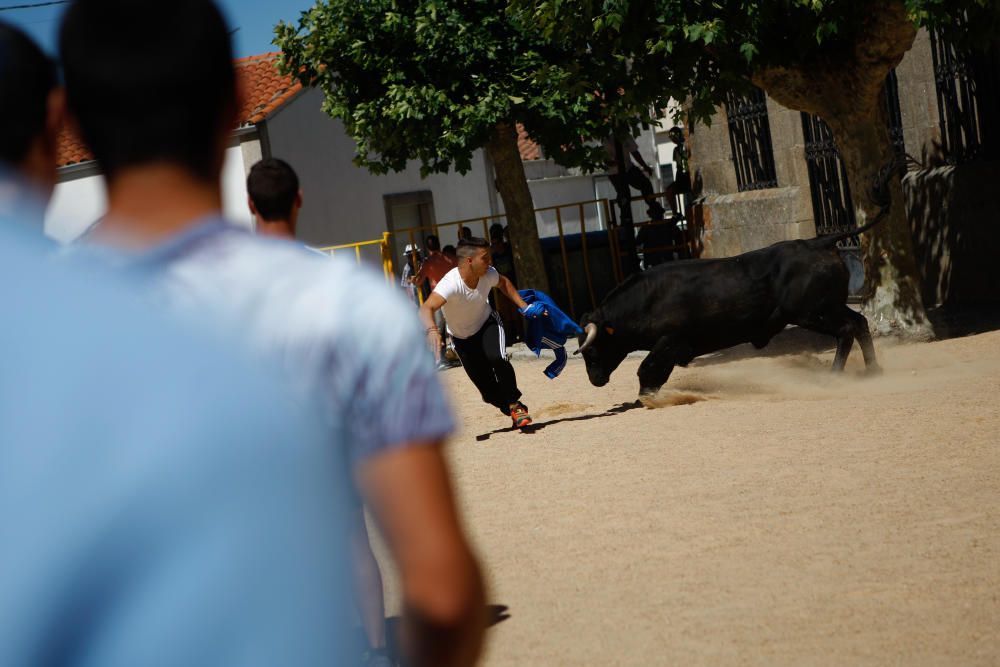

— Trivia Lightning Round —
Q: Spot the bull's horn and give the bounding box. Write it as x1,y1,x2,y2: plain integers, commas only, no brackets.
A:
575,322,598,355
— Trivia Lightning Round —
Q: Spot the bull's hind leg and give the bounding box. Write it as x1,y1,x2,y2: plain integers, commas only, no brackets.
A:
799,307,879,373
825,307,880,372
795,310,854,371
843,306,880,373
637,336,679,396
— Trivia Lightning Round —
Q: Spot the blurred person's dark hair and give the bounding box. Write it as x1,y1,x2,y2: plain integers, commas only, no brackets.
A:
489,223,504,241
0,21,57,168
424,234,440,252
247,158,299,221
441,244,456,257
59,0,235,183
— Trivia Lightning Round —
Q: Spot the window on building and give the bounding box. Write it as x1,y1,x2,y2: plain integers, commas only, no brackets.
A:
724,85,779,191
801,113,857,245
930,28,1000,163
802,69,905,245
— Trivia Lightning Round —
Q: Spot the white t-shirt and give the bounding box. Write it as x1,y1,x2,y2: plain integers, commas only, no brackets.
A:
433,266,500,339
85,220,454,466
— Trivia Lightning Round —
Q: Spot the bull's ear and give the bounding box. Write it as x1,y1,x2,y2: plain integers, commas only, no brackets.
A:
605,326,615,335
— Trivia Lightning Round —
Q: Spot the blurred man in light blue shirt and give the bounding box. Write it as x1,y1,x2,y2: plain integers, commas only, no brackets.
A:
0,20,355,666
58,2,488,666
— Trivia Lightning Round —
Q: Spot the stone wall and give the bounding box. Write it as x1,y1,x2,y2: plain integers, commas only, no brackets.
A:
906,161,1000,305
686,29,1000,305
690,94,816,255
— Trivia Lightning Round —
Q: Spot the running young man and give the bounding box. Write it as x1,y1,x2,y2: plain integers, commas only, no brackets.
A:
419,237,540,429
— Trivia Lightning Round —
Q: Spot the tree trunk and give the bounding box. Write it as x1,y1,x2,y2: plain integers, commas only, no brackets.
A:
752,0,932,340
485,121,551,293
825,111,932,339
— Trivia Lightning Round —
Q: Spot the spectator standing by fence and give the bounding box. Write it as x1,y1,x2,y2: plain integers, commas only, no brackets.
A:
604,132,666,223
411,234,458,365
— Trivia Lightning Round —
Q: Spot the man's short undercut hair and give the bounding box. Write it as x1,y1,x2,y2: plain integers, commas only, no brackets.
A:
456,237,490,260
247,158,299,221
59,0,235,182
0,22,57,166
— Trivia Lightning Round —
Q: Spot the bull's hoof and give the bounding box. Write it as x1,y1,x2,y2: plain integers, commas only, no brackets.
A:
637,387,662,408
864,364,883,377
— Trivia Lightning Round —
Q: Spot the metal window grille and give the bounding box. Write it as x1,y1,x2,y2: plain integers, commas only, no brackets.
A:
724,86,778,191
801,113,859,249
884,69,906,161
801,70,905,251
930,29,1000,164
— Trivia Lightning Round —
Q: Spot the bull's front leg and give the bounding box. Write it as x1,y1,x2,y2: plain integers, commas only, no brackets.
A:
637,336,678,396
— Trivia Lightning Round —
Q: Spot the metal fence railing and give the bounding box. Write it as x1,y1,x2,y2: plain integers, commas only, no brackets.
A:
313,193,700,320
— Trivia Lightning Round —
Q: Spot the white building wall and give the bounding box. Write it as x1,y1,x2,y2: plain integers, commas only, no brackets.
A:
262,88,495,248
45,166,105,244
48,145,254,244
221,142,254,230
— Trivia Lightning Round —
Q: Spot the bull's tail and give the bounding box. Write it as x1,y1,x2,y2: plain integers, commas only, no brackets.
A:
812,155,904,248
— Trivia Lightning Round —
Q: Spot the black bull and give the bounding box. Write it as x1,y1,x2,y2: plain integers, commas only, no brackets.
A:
575,214,887,396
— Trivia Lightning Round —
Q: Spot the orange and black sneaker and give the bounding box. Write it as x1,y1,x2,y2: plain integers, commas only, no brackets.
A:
509,402,532,429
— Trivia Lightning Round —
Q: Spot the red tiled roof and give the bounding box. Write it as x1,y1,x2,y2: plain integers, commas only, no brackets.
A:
57,52,302,168
234,52,302,126
56,125,92,168
516,123,542,161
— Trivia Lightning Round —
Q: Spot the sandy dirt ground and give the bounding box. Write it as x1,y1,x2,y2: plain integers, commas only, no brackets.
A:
378,328,1000,666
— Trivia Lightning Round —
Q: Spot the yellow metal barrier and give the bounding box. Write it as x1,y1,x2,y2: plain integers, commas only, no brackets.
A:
314,232,395,286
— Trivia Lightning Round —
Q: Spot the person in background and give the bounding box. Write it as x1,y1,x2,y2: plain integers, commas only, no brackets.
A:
59,2,487,666
410,234,457,366
401,243,423,306
411,234,456,293
663,126,692,220
603,131,666,222
488,222,521,343
0,21,62,233
246,157,397,666
0,21,355,666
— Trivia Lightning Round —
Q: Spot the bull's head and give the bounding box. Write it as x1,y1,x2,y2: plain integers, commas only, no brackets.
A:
575,312,628,387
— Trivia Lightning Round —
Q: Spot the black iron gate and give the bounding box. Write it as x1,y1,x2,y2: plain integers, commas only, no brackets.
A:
930,28,1000,164
801,113,858,246
885,69,906,161
801,112,863,297
724,86,779,191
801,72,906,296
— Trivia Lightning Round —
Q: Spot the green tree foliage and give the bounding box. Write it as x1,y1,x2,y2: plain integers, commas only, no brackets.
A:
274,0,677,291
520,0,999,338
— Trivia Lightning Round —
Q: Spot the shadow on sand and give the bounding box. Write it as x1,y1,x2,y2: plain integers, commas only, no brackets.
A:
689,307,1000,371
688,325,838,369
475,402,643,441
